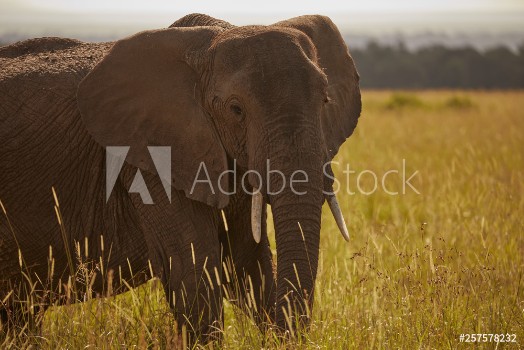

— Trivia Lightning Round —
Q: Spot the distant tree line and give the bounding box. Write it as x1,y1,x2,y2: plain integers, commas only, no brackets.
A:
351,42,524,89
2,38,523,89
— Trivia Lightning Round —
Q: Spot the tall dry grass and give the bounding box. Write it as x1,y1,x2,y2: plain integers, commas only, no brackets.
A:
1,91,523,349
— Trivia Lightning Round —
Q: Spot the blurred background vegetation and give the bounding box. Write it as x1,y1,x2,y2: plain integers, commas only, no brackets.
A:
352,42,524,89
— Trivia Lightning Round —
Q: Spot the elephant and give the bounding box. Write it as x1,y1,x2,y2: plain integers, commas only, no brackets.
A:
0,13,361,341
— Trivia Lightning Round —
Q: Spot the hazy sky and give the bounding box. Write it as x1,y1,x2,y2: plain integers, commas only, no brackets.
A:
1,0,524,40
5,0,524,14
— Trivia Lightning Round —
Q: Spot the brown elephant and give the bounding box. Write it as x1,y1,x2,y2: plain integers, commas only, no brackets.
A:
0,13,360,340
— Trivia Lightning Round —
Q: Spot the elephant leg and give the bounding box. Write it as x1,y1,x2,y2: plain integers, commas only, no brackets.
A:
0,301,25,335
126,170,223,343
219,191,276,329
0,298,22,334
167,208,223,345
0,227,42,334
0,288,47,335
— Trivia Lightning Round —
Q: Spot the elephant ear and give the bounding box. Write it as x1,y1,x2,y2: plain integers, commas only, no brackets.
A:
77,27,229,208
274,15,362,159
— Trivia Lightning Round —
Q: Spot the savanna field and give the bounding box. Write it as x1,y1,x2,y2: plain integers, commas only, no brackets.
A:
1,91,523,349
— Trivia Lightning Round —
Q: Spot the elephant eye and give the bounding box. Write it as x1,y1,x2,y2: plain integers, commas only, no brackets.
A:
230,104,242,115
229,103,245,121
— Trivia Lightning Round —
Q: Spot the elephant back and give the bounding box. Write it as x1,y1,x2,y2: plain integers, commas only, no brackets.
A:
0,37,83,59
0,39,113,85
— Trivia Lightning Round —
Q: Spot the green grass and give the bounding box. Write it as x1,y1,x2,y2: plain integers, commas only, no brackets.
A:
2,91,523,349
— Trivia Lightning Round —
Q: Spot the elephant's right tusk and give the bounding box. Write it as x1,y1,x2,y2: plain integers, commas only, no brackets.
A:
251,191,263,243
326,194,350,242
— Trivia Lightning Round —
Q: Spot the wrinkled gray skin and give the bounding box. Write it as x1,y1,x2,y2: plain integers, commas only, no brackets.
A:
0,13,361,340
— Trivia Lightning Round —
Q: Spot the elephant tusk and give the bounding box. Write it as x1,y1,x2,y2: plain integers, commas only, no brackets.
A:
251,190,263,243
326,194,350,242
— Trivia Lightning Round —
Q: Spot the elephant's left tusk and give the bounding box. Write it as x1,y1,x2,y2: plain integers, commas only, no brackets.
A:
251,191,263,243
326,194,350,241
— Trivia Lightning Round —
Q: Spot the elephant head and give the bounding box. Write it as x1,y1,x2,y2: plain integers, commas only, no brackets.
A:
77,14,361,332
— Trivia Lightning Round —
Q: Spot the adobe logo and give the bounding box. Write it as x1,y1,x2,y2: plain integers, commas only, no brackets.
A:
106,146,171,204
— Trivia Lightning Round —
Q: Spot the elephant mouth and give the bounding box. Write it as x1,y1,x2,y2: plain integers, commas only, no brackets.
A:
249,184,349,243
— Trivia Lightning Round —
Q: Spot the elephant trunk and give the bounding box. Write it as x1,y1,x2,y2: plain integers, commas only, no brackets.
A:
271,181,323,333
258,128,324,333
